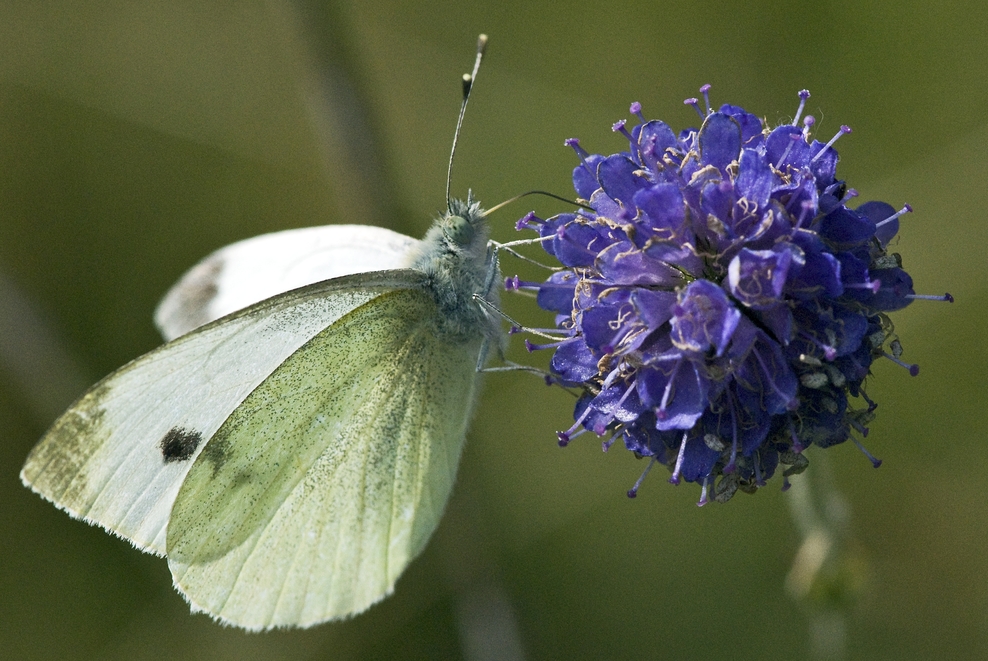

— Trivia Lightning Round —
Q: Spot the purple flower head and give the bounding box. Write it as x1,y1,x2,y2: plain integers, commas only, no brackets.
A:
515,87,949,504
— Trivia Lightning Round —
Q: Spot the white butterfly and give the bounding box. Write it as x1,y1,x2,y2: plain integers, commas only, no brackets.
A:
21,36,503,631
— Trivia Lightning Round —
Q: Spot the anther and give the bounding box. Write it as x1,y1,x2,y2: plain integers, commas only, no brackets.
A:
612,119,636,153
515,210,542,231
557,424,588,448
802,115,815,140
792,89,811,126
629,101,645,123
684,97,704,120
564,137,589,158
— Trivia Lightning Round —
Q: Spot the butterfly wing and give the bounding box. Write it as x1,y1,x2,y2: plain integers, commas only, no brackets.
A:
155,224,420,341
20,271,426,556
166,287,482,630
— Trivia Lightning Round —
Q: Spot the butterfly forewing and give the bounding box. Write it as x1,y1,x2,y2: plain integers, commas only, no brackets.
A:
167,287,483,630
20,272,426,555
155,225,420,341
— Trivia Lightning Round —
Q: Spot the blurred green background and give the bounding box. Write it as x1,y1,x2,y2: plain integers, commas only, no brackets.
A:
1,1,985,659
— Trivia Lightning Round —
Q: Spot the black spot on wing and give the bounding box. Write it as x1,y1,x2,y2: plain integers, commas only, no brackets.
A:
159,427,204,463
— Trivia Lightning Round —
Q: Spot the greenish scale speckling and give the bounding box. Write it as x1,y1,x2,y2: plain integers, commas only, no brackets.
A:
21,386,110,515
168,289,485,627
165,198,503,629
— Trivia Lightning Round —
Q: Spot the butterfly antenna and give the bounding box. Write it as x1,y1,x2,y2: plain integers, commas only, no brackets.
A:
483,190,581,217
446,34,488,214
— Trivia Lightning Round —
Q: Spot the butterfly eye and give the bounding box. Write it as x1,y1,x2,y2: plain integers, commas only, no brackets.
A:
443,214,476,246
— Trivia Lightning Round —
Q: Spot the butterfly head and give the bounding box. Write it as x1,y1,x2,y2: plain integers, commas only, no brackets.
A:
442,212,476,247
442,196,485,243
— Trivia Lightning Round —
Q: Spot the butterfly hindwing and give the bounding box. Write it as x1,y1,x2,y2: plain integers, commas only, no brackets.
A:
20,271,427,555
166,287,483,630
155,225,420,341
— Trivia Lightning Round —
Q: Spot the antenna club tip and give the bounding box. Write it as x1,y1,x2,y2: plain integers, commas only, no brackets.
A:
477,34,488,49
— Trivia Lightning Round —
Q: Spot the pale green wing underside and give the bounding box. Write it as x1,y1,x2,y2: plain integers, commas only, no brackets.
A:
167,288,482,630
21,271,427,555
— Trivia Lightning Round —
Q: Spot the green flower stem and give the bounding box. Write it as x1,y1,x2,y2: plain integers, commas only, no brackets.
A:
786,455,866,661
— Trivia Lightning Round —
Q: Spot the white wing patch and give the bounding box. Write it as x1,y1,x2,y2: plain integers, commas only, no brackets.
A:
21,272,427,556
155,225,420,341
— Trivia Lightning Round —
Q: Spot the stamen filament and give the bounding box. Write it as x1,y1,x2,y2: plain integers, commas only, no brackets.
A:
850,435,882,468
558,402,596,446
775,133,801,168
906,292,954,303
669,431,689,485
628,455,658,498
875,203,913,229
799,330,837,361
881,351,920,376
697,475,710,507
788,417,805,454
699,84,712,115
810,125,852,163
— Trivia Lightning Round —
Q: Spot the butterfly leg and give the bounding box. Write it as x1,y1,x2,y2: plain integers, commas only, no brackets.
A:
487,237,559,273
